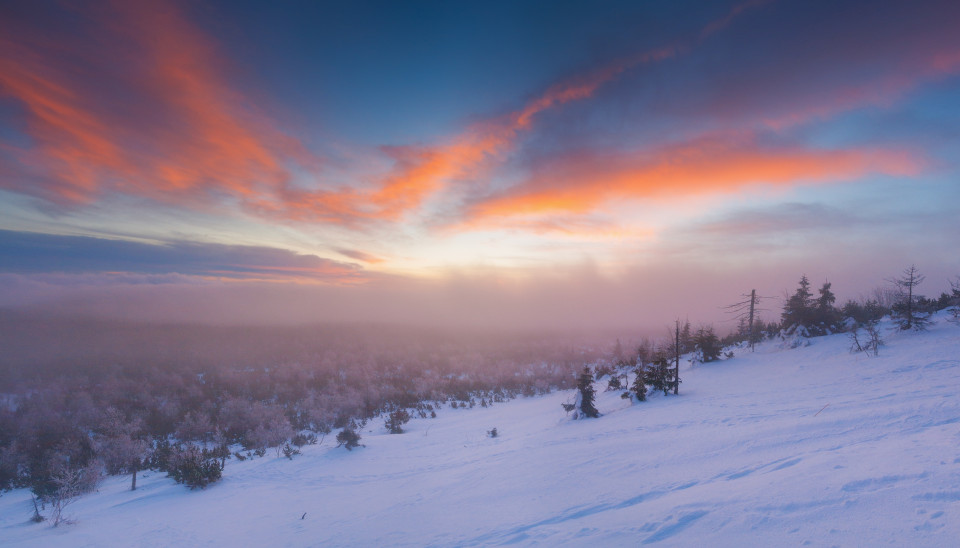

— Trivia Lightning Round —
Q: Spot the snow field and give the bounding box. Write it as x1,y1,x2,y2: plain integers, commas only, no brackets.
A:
2,314,960,546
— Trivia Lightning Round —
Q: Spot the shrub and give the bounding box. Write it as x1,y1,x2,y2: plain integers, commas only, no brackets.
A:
291,432,318,448
850,322,884,357
167,444,223,489
385,409,411,434
282,444,301,460
336,428,361,450
607,376,622,391
36,459,102,526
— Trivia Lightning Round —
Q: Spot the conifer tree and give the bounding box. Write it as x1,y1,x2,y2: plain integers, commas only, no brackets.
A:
630,365,647,402
649,356,671,395
693,326,722,363
782,275,814,335
890,265,930,331
336,427,362,450
950,276,960,324
679,321,693,353
385,409,410,434
575,367,600,418
814,281,840,335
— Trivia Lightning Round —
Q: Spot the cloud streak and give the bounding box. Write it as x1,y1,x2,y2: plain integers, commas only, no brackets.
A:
459,134,924,227
0,1,314,209
0,230,364,283
325,2,769,225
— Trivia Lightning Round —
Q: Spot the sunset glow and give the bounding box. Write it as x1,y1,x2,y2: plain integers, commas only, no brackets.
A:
1,0,959,329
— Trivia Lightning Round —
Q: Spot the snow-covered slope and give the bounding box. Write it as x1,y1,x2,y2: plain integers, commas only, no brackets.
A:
3,315,960,546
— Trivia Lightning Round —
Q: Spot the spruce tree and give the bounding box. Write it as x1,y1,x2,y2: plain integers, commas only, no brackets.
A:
679,321,693,353
649,356,671,395
782,275,814,335
576,367,600,418
630,365,647,402
694,326,722,363
813,281,839,335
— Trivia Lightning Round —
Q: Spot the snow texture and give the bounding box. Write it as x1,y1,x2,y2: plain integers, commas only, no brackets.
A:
2,314,960,546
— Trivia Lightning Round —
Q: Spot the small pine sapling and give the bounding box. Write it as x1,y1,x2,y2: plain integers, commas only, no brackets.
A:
607,375,623,391
385,409,411,434
282,443,301,460
291,432,318,448
168,444,223,489
336,427,362,450
649,357,671,395
631,365,647,402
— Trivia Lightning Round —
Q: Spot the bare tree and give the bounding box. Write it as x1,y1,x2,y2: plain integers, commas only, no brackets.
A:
47,460,102,526
724,289,771,350
850,323,883,357
889,265,930,331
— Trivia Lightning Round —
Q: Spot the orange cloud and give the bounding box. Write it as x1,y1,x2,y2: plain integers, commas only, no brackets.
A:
0,0,771,228
0,0,312,208
463,135,925,225
268,49,679,226
331,1,777,226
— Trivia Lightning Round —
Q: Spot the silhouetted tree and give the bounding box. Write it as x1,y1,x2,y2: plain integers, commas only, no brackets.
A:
949,276,960,324
574,367,600,418
679,321,693,353
693,326,722,363
890,265,931,331
814,281,841,334
649,356,672,395
630,365,647,402
336,427,362,450
841,299,888,325
782,275,814,335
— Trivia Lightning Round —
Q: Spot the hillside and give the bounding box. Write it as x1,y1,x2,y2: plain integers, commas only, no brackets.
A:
2,314,960,546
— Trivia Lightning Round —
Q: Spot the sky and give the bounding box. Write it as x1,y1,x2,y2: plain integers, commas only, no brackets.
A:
1,0,958,331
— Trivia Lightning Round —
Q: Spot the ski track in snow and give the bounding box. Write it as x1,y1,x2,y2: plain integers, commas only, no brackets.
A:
2,313,960,546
